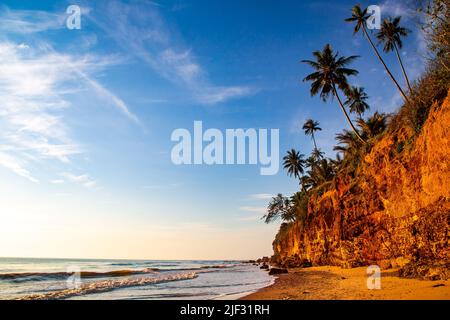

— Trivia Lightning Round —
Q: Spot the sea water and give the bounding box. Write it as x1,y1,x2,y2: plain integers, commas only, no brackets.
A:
0,257,273,300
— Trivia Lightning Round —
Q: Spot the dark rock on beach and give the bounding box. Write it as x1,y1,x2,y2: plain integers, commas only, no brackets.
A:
268,267,288,275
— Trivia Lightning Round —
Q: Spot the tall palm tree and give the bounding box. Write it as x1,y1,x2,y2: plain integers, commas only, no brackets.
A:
302,119,322,151
344,86,370,118
282,149,305,180
302,44,366,144
376,17,412,92
345,5,409,102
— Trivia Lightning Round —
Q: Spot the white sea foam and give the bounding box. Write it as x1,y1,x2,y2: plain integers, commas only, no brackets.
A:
17,272,198,300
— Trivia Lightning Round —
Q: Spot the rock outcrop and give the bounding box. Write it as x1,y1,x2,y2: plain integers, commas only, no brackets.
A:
268,267,288,275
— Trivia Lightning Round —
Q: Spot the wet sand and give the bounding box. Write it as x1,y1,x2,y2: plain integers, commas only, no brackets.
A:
241,266,450,300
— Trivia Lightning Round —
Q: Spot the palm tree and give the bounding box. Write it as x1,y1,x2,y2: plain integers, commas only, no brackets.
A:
334,130,361,158
330,153,343,170
333,129,363,173
311,148,325,161
302,44,366,144
344,86,370,118
302,119,322,151
289,191,308,224
305,154,317,169
345,5,409,102
304,158,336,193
376,17,412,92
263,194,293,224
282,149,305,180
334,125,373,171
357,111,388,139
300,174,312,191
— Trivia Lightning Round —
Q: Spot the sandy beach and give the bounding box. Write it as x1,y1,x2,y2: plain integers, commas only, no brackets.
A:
241,266,450,300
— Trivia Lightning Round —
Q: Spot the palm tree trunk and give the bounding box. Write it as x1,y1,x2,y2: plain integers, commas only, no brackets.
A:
311,132,318,151
362,24,409,103
394,43,412,92
332,84,366,144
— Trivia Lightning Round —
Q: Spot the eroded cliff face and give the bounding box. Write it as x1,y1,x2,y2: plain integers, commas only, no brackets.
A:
273,92,450,280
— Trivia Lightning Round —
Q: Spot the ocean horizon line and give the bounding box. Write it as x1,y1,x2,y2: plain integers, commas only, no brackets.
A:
0,256,253,262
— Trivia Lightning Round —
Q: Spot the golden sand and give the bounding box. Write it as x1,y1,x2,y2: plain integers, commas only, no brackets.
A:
241,266,450,300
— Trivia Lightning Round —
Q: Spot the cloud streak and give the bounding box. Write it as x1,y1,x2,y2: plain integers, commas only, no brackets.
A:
0,152,38,182
379,0,416,20
61,172,97,189
239,206,266,214
87,1,256,105
80,73,140,124
0,42,82,176
248,193,273,200
0,7,65,34
0,40,136,182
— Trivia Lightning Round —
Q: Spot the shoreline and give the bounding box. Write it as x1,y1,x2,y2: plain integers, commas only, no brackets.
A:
240,266,450,300
213,272,276,300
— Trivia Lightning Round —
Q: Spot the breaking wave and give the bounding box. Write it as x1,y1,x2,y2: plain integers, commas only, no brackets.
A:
0,268,159,282
0,264,236,283
16,272,198,300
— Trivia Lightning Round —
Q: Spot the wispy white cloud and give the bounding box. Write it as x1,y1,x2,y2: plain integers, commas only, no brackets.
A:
88,1,256,105
79,73,140,124
61,172,97,189
237,205,266,222
142,182,183,190
239,206,266,214
236,215,262,222
0,42,82,177
248,193,273,200
0,5,141,183
379,0,416,20
198,86,255,105
0,152,38,182
0,39,137,182
0,7,66,34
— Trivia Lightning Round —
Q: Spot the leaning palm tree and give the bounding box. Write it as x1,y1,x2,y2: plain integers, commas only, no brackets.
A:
282,149,305,180
263,194,293,224
302,44,366,144
376,16,412,92
344,86,370,118
345,5,409,102
302,119,322,152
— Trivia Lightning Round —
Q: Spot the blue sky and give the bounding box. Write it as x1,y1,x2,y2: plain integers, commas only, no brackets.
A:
0,0,425,259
